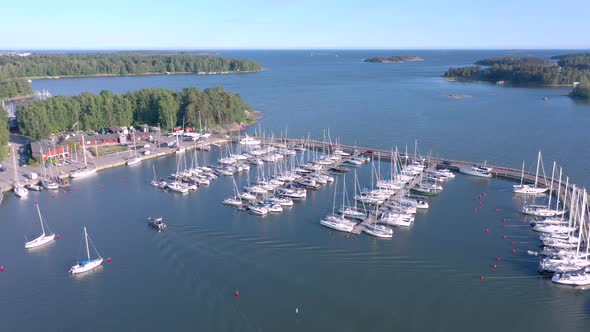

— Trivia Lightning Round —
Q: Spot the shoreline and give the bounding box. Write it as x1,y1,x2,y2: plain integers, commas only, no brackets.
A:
24,69,263,81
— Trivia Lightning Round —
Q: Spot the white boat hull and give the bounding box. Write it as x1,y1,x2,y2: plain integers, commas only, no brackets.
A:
70,168,97,178
320,219,354,233
70,258,103,274
459,167,492,178
25,233,55,249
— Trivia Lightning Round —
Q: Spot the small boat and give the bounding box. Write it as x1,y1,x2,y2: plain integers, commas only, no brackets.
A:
552,269,590,286
239,135,261,145
126,157,142,166
329,166,350,173
459,163,493,178
339,207,368,220
167,181,189,194
320,214,355,233
522,205,567,217
248,204,269,216
25,183,42,191
41,179,59,190
69,134,97,178
147,217,167,230
69,227,104,274
364,223,393,238
223,196,243,207
25,204,56,249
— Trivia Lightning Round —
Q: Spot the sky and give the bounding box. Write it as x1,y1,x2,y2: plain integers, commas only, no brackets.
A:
1,0,589,50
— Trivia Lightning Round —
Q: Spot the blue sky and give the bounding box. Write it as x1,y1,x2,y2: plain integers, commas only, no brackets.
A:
2,0,589,49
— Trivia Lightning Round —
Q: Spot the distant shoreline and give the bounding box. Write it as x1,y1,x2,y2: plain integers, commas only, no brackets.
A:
26,69,263,81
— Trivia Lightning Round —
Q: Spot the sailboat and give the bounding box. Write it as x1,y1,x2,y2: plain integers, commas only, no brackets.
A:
69,227,103,274
223,176,244,207
25,203,56,249
320,177,356,233
513,151,548,194
521,162,566,217
70,135,97,178
126,129,142,166
12,146,28,198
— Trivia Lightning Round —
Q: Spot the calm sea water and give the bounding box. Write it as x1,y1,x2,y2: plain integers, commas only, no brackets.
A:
0,51,588,331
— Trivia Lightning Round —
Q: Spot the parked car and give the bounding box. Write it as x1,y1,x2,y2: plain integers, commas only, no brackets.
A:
0,165,6,172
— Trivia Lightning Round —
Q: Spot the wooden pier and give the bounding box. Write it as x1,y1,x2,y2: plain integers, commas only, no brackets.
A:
231,136,582,212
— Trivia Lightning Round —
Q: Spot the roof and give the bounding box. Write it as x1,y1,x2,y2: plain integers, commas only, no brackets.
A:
30,139,66,155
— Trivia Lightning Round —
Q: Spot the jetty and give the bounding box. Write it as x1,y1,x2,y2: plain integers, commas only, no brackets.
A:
228,135,582,212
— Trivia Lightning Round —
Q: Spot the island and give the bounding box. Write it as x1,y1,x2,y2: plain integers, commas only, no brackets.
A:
0,52,262,100
443,54,590,100
364,55,424,63
16,87,256,140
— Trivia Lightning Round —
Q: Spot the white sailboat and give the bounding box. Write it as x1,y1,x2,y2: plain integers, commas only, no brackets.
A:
126,129,142,166
69,227,104,274
70,135,97,178
320,177,356,233
513,151,548,194
25,204,56,249
11,146,28,198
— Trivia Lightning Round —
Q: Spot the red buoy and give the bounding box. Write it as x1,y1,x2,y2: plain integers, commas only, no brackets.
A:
34,200,39,204
76,187,81,191
485,229,490,234
496,257,502,261
511,249,516,254
480,201,483,207
503,218,507,222
511,241,516,245
107,258,113,263
235,290,240,298
0,266,5,272
493,264,498,268
479,276,485,280
503,235,508,239
51,194,56,199
57,235,62,240
503,225,508,229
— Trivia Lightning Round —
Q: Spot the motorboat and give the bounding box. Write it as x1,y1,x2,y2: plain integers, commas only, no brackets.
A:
147,217,167,230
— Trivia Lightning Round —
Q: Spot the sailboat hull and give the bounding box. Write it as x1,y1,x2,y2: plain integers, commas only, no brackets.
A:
70,258,103,274
70,168,97,178
25,234,55,249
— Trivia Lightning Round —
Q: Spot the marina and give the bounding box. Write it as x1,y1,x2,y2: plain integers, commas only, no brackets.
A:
1,50,590,331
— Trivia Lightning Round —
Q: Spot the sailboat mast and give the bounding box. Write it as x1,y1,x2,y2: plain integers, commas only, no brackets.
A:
36,204,46,235
84,227,90,260
342,174,346,211
81,135,88,168
520,160,537,187
547,161,556,209
534,151,541,188
555,167,562,211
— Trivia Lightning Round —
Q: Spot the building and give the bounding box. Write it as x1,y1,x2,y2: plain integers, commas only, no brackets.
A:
30,140,70,162
78,133,126,146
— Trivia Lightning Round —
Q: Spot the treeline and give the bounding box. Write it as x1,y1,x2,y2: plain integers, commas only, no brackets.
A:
444,55,590,86
475,56,550,66
17,87,254,140
551,53,590,70
0,78,33,99
570,84,590,100
0,108,8,160
0,53,262,79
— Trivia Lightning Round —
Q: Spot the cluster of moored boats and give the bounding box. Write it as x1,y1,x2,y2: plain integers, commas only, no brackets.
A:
319,153,455,238
513,157,590,286
222,136,368,216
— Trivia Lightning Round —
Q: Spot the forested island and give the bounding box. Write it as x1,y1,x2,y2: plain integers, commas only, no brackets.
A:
443,54,590,99
364,55,424,63
16,87,255,140
0,53,262,99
